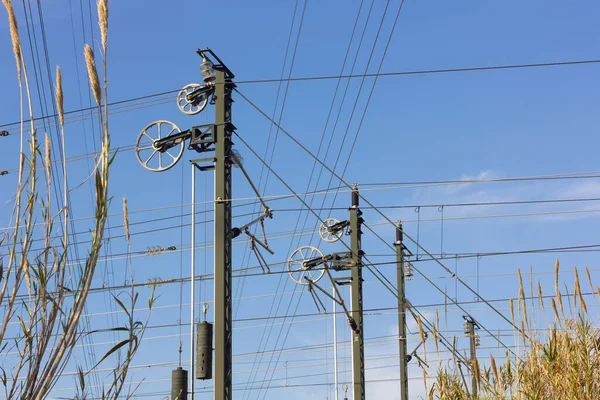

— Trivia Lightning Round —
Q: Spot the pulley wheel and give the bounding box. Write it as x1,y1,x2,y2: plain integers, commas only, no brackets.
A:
287,246,325,285
135,120,184,172
177,83,208,115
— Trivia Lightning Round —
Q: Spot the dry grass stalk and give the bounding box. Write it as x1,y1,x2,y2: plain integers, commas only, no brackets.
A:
509,297,515,325
537,280,544,310
551,297,560,321
574,267,587,313
2,0,21,82
473,357,481,391
554,258,563,312
586,267,594,298
84,44,101,106
432,321,440,357
518,268,529,328
417,315,427,363
55,66,64,126
490,354,498,384
123,196,130,244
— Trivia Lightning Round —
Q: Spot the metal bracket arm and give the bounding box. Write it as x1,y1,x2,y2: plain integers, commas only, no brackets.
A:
186,84,215,104
305,270,359,334
231,211,272,239
234,156,270,213
244,230,274,255
302,252,353,270
153,129,192,152
328,220,350,235
250,239,271,273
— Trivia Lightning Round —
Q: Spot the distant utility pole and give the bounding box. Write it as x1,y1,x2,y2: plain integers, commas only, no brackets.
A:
464,316,480,398
394,222,408,400
349,185,365,400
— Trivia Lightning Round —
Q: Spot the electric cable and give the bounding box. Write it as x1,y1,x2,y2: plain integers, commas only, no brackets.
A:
2,59,599,129
233,91,520,358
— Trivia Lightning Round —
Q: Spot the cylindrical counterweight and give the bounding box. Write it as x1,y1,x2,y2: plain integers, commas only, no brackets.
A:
196,321,213,380
171,367,188,400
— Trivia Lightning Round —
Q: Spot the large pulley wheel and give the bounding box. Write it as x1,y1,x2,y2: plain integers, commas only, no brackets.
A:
135,120,184,172
177,83,208,115
287,246,325,285
319,218,343,243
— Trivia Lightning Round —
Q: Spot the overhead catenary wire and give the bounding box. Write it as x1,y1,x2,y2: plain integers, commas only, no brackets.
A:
2,58,599,130
230,128,475,367
233,89,523,355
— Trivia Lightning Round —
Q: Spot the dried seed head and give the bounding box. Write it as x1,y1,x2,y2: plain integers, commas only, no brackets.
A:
432,321,440,356
509,298,515,325
473,357,481,389
586,268,594,297
554,258,563,312
97,0,108,53
417,316,427,362
551,297,560,322
574,267,587,314
490,355,499,384
84,44,101,106
55,66,64,126
45,133,51,179
537,280,544,310
123,196,130,243
2,0,22,83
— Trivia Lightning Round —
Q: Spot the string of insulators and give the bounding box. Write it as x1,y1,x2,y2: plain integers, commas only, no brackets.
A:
144,245,177,256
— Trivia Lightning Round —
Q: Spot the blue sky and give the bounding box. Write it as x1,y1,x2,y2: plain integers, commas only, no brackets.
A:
1,0,600,399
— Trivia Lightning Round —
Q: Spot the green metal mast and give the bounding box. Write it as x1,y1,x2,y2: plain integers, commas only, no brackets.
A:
466,318,478,398
213,68,234,400
395,222,409,400
349,185,365,399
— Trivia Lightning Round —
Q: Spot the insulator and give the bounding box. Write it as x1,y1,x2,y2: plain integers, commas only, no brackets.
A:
196,321,213,380
171,367,188,400
200,57,216,86
405,263,413,280
351,186,359,207
463,320,470,335
474,333,481,347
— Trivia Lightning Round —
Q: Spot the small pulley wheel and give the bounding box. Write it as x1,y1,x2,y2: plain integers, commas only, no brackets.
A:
177,83,208,115
287,246,325,285
135,120,184,172
319,218,343,243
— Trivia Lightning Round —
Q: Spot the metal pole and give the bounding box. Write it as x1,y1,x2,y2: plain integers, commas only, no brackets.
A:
467,320,477,398
395,222,408,400
190,162,196,399
214,68,233,400
333,285,339,400
349,185,365,399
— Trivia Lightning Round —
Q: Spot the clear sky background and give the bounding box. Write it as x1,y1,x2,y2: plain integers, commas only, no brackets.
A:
1,0,600,399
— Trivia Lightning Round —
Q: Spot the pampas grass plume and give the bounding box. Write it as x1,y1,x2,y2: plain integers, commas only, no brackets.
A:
84,44,101,106
55,66,64,126
97,0,108,53
2,0,21,82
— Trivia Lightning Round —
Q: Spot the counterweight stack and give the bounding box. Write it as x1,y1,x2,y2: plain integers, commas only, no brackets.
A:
171,367,188,400
196,321,213,380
